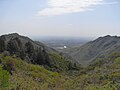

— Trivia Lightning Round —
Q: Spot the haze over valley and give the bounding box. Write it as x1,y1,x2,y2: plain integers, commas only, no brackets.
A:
0,0,120,90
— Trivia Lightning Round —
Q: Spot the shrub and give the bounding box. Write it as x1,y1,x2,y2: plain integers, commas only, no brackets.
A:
115,57,120,65
0,66,10,88
2,57,15,75
109,52,120,60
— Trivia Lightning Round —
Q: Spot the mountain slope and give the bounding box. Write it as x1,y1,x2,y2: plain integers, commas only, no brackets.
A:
64,52,120,90
0,54,63,89
0,52,120,90
63,35,120,65
0,34,120,90
0,33,51,65
0,33,80,72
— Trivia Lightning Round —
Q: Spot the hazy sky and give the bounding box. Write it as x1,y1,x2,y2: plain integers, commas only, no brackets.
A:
0,0,120,38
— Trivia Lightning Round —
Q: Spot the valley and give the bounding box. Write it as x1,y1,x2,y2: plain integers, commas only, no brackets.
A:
38,37,90,51
1,0,119,89
0,33,120,90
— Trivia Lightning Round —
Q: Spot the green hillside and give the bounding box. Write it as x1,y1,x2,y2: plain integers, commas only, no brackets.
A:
69,52,120,90
0,33,80,72
62,35,120,65
0,52,120,90
0,54,65,90
0,34,120,90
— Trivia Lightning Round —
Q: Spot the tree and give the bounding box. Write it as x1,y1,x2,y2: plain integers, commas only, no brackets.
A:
7,37,22,54
25,42,34,54
0,36,5,52
36,48,50,66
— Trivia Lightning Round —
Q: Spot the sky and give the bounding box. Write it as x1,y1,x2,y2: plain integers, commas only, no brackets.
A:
0,0,120,38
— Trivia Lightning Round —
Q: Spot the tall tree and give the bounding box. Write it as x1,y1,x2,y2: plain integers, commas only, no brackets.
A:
0,36,5,52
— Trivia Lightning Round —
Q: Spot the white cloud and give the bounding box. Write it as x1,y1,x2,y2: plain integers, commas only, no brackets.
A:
36,0,118,16
37,0,105,16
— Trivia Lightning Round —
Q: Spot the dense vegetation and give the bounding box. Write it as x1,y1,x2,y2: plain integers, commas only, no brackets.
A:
0,33,80,72
0,33,120,90
0,54,62,90
0,52,120,90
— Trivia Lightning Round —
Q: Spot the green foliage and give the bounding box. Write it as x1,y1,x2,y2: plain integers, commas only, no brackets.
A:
48,53,81,72
86,84,117,90
0,51,120,90
0,66,10,88
115,57,120,65
2,56,15,75
0,33,81,73
2,33,120,89
49,53,69,71
109,52,120,59
35,47,50,66
0,54,64,89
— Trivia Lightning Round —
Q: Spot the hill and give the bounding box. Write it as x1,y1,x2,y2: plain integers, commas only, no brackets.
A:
62,35,120,65
0,52,120,90
0,33,80,72
0,33,120,90
0,54,64,89
65,52,120,90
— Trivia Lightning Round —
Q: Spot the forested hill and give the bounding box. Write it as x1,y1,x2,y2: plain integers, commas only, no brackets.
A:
0,33,80,72
0,33,120,90
63,35,120,65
